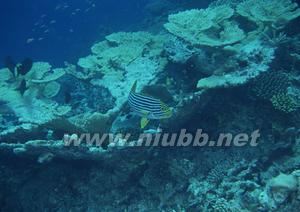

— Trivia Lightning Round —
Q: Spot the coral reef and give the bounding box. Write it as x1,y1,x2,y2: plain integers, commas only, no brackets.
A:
164,37,196,63
164,5,245,47
237,0,300,30
0,31,170,137
197,40,275,89
259,172,299,210
0,63,70,132
271,93,299,113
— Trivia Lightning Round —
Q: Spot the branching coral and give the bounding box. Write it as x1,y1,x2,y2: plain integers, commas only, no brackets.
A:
164,37,196,63
209,198,236,212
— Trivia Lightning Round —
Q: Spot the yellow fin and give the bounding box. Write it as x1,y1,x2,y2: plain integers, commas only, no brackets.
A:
140,117,150,129
160,101,172,118
131,80,137,93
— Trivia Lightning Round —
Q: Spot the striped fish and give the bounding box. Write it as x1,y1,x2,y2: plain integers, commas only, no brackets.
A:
128,80,172,129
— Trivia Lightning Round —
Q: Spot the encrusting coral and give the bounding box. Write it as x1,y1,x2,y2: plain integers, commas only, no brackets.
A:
259,172,299,210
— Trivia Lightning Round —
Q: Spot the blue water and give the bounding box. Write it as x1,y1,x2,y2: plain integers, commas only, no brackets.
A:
0,0,149,67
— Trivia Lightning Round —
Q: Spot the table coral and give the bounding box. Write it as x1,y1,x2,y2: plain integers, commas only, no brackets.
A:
78,31,166,74
237,0,300,30
259,172,299,210
164,5,245,46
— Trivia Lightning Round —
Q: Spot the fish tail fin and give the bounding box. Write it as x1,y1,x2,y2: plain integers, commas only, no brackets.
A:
131,80,137,93
160,102,173,118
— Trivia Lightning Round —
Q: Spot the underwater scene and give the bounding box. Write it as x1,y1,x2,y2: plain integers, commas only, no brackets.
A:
1,0,300,211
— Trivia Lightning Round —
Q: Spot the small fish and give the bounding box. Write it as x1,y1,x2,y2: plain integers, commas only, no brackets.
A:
128,80,172,129
49,20,56,24
55,5,61,10
37,152,54,164
17,79,27,95
26,38,35,44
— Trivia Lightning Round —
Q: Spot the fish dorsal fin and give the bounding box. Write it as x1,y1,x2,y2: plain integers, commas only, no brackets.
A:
140,117,150,129
131,80,137,93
